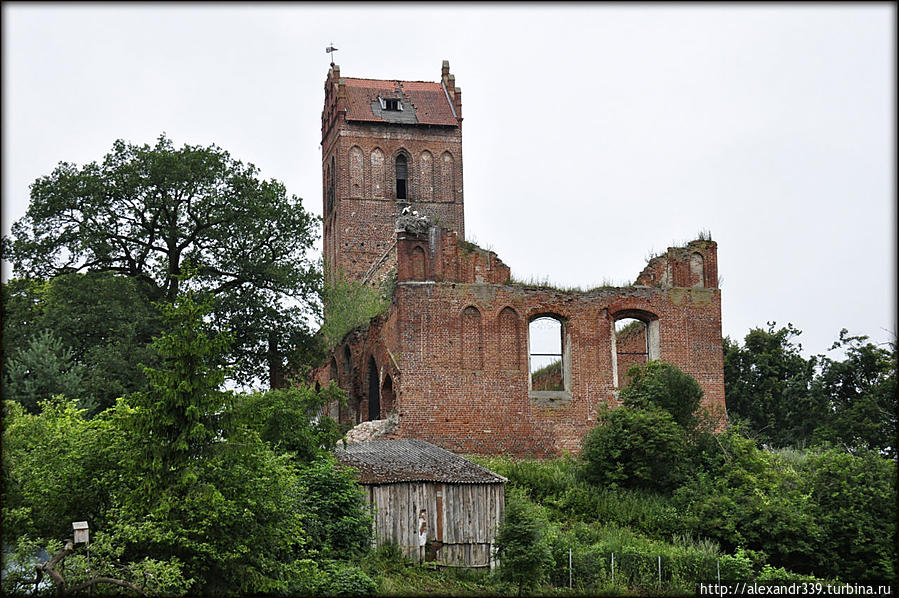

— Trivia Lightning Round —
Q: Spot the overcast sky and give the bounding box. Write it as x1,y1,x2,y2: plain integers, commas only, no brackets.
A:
2,3,895,359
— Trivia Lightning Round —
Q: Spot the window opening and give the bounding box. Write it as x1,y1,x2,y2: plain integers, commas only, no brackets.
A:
612,317,651,389
690,252,705,288
396,155,408,199
381,374,395,413
343,345,352,371
529,316,564,391
367,356,380,421
461,306,483,369
385,98,400,111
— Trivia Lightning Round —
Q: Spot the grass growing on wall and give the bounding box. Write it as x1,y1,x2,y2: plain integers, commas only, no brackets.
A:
320,270,394,349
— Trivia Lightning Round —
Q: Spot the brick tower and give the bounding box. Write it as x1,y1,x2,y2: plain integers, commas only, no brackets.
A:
321,61,465,287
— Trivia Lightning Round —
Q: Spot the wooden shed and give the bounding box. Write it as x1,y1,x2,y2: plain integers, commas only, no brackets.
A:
334,439,506,568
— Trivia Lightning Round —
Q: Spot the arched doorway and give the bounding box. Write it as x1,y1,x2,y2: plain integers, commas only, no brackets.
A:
368,356,381,421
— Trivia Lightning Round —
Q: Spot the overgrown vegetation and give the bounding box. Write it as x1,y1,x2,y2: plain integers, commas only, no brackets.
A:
507,275,628,292
530,359,563,391
2,282,372,596
724,323,897,457
319,269,393,350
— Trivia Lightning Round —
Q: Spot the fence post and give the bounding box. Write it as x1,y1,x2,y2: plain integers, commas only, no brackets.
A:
611,552,615,585
569,548,572,589
658,555,662,588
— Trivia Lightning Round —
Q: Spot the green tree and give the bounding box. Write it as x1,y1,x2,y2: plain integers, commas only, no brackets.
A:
619,360,704,429
3,134,320,384
2,272,161,414
673,430,821,575
123,281,232,491
723,323,821,447
803,448,896,580
107,286,311,594
581,406,688,492
320,269,392,349
2,331,86,413
812,331,897,457
494,488,553,595
296,457,373,560
231,384,345,463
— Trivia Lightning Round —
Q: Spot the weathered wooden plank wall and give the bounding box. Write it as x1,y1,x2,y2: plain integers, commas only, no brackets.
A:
365,482,504,568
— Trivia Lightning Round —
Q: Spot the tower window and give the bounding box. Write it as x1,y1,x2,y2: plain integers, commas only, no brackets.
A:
395,155,408,200
380,96,402,111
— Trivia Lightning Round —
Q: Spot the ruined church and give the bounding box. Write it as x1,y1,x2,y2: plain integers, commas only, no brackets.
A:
314,61,726,457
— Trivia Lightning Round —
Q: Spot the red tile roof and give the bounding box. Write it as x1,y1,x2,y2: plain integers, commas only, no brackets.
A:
343,77,458,126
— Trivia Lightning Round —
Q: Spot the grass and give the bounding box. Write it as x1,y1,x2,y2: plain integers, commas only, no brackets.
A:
507,275,630,292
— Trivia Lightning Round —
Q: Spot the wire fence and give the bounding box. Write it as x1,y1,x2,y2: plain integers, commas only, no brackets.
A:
548,548,750,591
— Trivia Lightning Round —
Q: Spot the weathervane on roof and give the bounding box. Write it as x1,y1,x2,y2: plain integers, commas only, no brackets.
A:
326,43,338,67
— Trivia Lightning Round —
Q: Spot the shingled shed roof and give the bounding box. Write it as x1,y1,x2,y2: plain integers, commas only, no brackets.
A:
343,78,459,126
334,439,506,485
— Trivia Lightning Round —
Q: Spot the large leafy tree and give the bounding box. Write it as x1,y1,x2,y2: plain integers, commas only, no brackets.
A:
723,323,821,447
812,331,897,457
3,134,320,384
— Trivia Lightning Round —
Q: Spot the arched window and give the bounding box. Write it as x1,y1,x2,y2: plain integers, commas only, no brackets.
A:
690,252,705,288
395,155,408,200
343,344,353,371
418,150,433,200
349,146,364,197
461,306,483,370
440,151,455,202
529,316,565,392
367,356,380,421
498,307,521,369
411,246,426,280
371,148,385,198
381,374,395,414
610,311,660,388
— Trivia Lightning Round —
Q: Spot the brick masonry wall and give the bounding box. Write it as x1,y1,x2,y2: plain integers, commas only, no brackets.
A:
385,282,724,456
322,119,464,284
316,229,726,457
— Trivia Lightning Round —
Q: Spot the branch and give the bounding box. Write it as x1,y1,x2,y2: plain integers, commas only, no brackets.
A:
37,539,73,595
68,577,148,596
34,539,150,597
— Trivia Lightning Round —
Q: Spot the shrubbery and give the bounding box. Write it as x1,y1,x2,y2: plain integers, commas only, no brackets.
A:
581,406,688,492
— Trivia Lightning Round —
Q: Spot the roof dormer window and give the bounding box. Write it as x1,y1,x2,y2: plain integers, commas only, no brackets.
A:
379,96,403,111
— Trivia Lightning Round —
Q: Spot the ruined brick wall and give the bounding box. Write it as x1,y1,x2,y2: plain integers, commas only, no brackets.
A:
386,281,724,456
315,63,726,457
635,240,718,289
320,227,725,457
395,227,510,284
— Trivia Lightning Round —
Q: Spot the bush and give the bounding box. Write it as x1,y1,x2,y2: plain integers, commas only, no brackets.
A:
582,406,688,492
803,448,896,580
620,360,704,429
494,487,554,595
322,562,379,597
673,431,822,575
297,456,373,559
